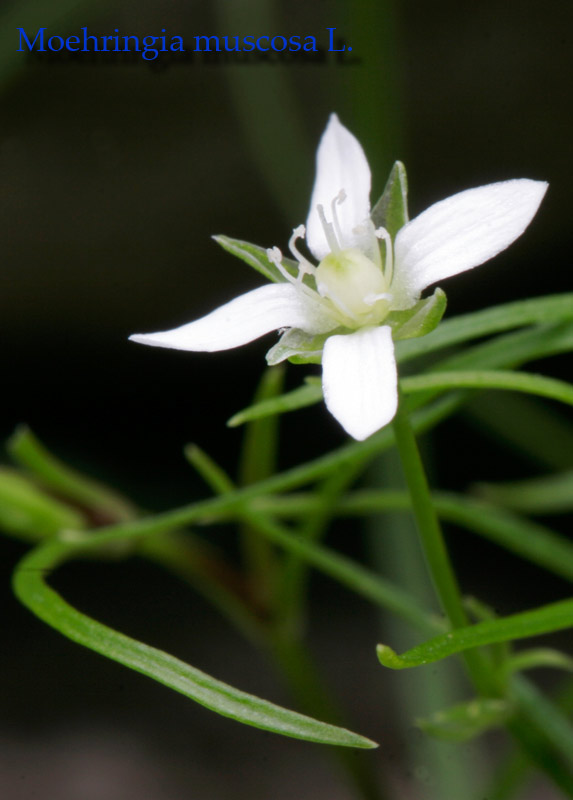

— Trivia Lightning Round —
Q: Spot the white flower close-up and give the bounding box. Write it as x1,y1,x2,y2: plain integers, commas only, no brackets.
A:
130,114,547,441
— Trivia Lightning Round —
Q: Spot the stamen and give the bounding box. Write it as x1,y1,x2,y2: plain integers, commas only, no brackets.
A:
317,204,340,253
375,227,394,284
288,225,316,280
267,246,330,307
266,246,297,285
330,189,347,249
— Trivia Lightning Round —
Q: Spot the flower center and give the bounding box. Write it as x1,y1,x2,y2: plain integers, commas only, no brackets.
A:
316,248,392,327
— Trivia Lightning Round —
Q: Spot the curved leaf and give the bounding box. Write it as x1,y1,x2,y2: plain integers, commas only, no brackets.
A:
13,541,376,749
402,370,573,408
228,377,322,427
377,598,573,670
475,472,573,515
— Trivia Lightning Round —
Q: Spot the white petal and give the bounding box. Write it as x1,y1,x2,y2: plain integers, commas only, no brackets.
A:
306,114,372,261
322,326,397,440
392,179,548,308
129,283,337,353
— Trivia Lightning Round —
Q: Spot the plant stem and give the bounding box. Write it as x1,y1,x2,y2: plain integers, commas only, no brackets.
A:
391,390,492,696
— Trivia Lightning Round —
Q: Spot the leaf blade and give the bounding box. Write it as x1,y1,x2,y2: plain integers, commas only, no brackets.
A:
13,541,376,750
377,598,573,670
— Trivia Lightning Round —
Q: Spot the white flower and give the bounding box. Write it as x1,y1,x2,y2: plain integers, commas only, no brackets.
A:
130,114,547,441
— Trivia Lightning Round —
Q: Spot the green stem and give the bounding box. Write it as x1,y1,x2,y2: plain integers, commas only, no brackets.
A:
391,391,492,696
185,445,386,800
276,462,365,637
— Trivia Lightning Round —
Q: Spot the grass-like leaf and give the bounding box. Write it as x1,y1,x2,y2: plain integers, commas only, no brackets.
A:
0,468,85,541
417,698,512,742
228,377,322,427
9,426,135,523
13,540,377,749
377,598,573,670
474,472,573,515
402,370,573,408
396,293,573,364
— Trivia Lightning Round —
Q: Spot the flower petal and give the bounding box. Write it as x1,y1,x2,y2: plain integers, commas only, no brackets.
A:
392,179,548,308
130,283,337,353
306,114,372,261
321,326,397,440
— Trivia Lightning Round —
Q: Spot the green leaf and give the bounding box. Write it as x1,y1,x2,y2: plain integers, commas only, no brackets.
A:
511,675,573,771
213,235,298,284
463,595,510,667
466,392,573,471
13,541,377,750
266,329,330,366
387,288,447,341
432,320,573,375
475,472,573,515
395,293,573,364
8,426,136,523
228,377,323,427
402,370,573,409
436,494,573,584
503,649,573,677
417,698,512,742
377,597,573,670
239,366,285,486
371,161,409,237
0,468,85,542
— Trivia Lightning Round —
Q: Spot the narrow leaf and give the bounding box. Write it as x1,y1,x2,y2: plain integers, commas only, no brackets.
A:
377,598,573,670
475,472,573,515
466,392,573,471
417,698,512,742
503,649,573,677
228,377,322,427
435,495,573,584
0,468,85,541
402,370,573,408
13,541,377,749
8,426,136,523
239,365,285,487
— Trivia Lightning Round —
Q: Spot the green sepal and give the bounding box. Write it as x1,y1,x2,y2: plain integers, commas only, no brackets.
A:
213,235,298,284
417,698,513,742
228,377,323,428
0,468,86,541
371,160,409,238
266,328,332,366
387,288,447,341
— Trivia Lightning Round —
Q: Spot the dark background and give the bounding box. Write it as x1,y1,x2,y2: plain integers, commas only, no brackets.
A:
1,1,571,798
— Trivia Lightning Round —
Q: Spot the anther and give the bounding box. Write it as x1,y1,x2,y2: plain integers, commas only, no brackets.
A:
266,246,297,285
